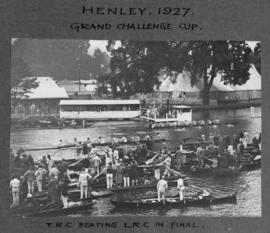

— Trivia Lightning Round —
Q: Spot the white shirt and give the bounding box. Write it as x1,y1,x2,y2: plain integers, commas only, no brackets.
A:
105,156,112,167
165,157,171,167
177,178,184,188
47,159,54,170
228,145,234,154
113,150,119,160
93,155,101,166
49,167,59,177
10,178,20,192
157,179,168,192
79,172,92,186
35,168,46,180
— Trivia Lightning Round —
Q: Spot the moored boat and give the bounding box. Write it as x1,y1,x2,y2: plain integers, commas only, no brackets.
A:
110,193,237,209
189,167,240,177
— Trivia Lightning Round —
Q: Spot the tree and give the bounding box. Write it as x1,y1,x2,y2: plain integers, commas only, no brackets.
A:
11,39,109,81
250,42,261,75
97,40,254,105
10,57,38,103
97,40,169,98
173,41,253,105
89,48,110,79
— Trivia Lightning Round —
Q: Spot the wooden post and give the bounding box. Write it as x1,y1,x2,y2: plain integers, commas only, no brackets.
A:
250,106,255,119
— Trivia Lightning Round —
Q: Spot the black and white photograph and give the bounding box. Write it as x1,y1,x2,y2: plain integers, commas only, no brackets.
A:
9,39,261,217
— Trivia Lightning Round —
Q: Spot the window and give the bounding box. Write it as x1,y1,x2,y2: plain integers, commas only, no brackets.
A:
182,108,191,113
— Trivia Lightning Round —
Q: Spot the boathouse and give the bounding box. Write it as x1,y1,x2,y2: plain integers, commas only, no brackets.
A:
11,77,69,118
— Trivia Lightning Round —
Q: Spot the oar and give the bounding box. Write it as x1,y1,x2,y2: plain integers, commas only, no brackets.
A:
165,166,185,178
145,152,160,166
92,168,106,181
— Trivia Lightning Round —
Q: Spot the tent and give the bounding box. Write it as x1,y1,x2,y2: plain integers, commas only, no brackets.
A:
26,77,69,99
159,65,261,93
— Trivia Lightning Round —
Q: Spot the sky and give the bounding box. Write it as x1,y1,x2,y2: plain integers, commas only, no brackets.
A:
88,40,259,55
12,38,259,55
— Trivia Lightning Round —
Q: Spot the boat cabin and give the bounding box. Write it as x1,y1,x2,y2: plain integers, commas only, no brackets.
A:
141,105,192,123
172,105,192,122
59,99,141,120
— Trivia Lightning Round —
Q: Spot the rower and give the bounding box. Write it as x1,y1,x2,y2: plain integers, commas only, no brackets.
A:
144,134,151,141
121,136,128,143
157,176,168,204
197,190,210,200
177,177,185,202
98,136,105,144
59,139,64,146
85,137,92,147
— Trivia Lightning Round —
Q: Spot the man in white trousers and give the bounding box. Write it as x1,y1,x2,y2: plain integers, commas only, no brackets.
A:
177,177,185,202
157,176,168,203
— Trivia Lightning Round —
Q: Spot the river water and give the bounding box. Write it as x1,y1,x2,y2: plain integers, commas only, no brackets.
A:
10,107,261,216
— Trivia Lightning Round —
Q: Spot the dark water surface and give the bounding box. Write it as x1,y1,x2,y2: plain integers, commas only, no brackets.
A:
10,107,261,216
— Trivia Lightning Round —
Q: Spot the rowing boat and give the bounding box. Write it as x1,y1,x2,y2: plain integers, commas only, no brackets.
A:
189,167,240,177
34,190,113,204
22,139,167,152
239,161,261,171
26,201,95,217
68,190,113,200
110,193,237,209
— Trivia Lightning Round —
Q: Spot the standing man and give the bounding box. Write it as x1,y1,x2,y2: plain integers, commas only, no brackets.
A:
163,154,172,177
24,166,35,194
35,166,47,192
92,154,102,175
130,160,139,186
175,147,182,170
258,133,262,151
49,164,60,181
177,177,185,201
48,175,58,203
106,162,114,189
10,176,21,207
122,163,131,187
59,178,69,208
157,176,168,203
113,148,119,166
47,154,53,173
78,168,92,199
243,130,249,148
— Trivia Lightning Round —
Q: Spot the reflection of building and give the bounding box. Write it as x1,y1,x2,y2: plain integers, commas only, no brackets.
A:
58,79,97,99
11,77,69,119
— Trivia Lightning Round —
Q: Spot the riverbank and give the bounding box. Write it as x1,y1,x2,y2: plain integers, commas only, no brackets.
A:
190,101,261,111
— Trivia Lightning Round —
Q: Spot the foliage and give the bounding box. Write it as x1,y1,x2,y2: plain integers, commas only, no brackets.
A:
12,39,110,81
97,41,170,97
250,42,261,75
10,57,38,102
178,41,253,105
97,40,254,105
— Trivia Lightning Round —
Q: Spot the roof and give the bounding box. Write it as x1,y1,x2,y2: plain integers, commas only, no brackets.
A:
58,80,97,94
172,105,191,109
26,77,69,99
59,99,141,105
